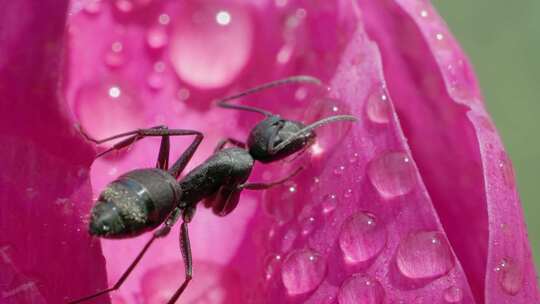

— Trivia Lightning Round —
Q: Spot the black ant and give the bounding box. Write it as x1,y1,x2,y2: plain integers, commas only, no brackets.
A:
68,76,357,304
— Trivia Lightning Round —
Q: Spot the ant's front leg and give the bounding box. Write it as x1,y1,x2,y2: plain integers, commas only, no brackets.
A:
239,166,304,190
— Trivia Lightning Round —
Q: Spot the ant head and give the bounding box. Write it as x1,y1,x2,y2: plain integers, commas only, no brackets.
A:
247,116,316,163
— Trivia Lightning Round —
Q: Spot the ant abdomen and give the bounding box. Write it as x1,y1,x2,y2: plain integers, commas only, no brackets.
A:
90,169,181,238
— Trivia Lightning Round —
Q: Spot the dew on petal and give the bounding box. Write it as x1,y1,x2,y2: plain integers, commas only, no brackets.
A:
443,286,463,303
365,87,391,124
494,258,523,295
498,153,516,189
367,151,416,199
74,82,145,145
281,249,327,296
338,274,385,304
147,72,164,91
264,253,282,281
169,3,253,89
146,26,169,50
263,182,300,223
300,216,317,236
104,41,126,68
114,0,133,13
83,0,102,15
281,228,298,252
396,231,454,280
321,193,337,214
158,13,170,25
339,212,386,264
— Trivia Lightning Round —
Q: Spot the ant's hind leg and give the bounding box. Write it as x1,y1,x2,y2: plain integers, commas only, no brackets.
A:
67,209,182,304
166,220,193,304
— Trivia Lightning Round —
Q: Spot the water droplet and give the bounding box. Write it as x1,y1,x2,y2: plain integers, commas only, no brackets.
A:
349,153,359,164
301,216,317,236
321,194,337,214
169,3,253,89
443,286,463,303
158,13,170,25
499,154,516,189
420,10,428,18
367,152,416,199
264,254,282,281
104,41,125,68
366,87,391,124
396,231,454,279
494,258,523,295
281,249,326,296
176,88,190,102
263,181,299,223
147,73,164,91
343,188,353,198
146,26,168,50
339,212,386,264
74,82,145,144
114,0,133,13
84,0,102,15
333,165,345,176
281,228,298,252
338,274,385,304
276,44,294,64
275,0,288,7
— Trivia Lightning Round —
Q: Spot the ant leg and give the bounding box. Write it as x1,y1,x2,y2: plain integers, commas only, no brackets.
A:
156,127,170,170
68,209,182,304
214,138,246,152
216,75,322,116
269,115,358,155
166,220,193,304
239,166,304,190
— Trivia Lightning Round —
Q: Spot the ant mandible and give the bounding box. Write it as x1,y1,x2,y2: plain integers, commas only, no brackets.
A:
68,76,357,304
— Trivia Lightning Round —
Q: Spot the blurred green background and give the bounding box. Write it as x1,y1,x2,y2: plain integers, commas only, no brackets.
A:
433,1,540,272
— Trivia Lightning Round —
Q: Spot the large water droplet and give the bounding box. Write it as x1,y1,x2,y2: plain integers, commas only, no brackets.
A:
396,231,454,280
263,182,300,223
338,274,385,304
366,87,391,124
339,212,386,264
74,82,145,143
169,3,253,89
443,286,463,303
281,249,326,296
494,258,523,295
367,152,416,199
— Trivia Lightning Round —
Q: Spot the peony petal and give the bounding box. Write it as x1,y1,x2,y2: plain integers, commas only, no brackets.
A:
0,1,107,303
63,0,539,303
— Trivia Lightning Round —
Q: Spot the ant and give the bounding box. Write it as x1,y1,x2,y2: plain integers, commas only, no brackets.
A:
68,76,357,304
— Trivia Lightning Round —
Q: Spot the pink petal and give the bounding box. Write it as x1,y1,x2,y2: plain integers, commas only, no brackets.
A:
58,0,539,303
0,1,107,303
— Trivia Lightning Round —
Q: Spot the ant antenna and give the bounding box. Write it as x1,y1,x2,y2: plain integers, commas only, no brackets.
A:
216,75,323,116
273,115,357,152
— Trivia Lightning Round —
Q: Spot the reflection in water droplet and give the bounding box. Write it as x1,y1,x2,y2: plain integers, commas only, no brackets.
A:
396,231,454,280
146,26,169,50
494,258,523,295
443,286,463,303
367,152,416,199
321,194,337,214
339,212,386,264
170,3,253,89
74,82,145,144
281,249,326,296
338,274,385,304
366,87,391,124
